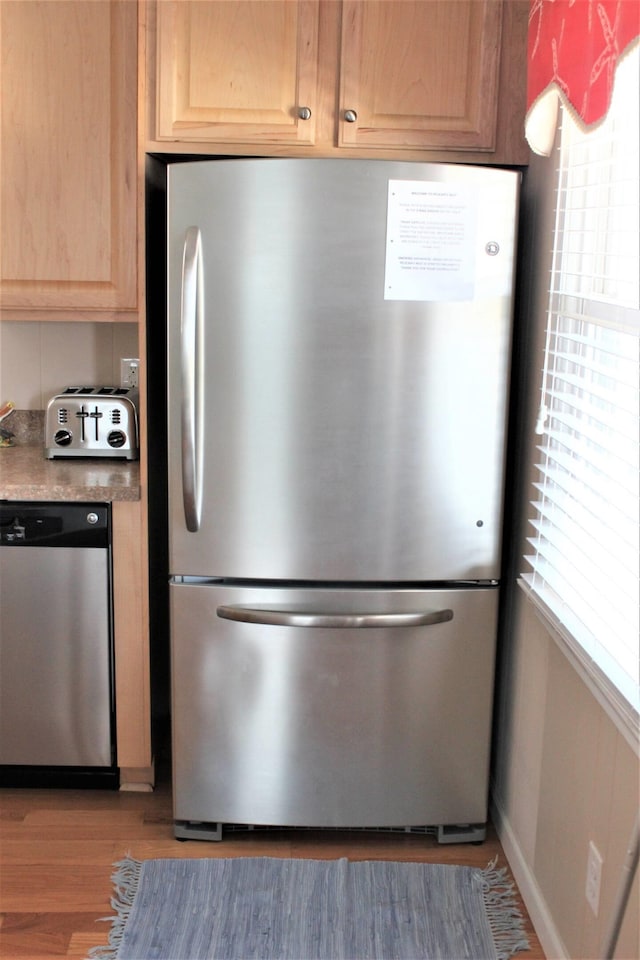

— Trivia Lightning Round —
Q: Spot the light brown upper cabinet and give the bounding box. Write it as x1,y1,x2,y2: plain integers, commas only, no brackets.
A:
338,0,502,151
0,0,138,318
155,0,321,145
150,0,526,162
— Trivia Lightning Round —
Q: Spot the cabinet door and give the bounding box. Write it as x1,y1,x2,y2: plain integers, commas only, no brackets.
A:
0,0,137,314
156,0,320,145
339,0,503,152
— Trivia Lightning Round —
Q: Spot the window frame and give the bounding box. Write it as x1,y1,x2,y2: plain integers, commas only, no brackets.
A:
518,49,640,750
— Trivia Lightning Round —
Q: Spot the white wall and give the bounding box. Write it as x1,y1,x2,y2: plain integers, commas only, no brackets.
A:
493,143,640,959
0,320,139,409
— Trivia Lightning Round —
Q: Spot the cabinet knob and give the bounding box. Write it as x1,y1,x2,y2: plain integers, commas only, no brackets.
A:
298,106,312,120
344,109,358,123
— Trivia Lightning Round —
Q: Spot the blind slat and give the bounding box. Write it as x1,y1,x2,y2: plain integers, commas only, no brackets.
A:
530,500,639,573
532,481,636,548
549,350,639,387
545,369,639,413
527,517,638,605
536,438,639,496
523,549,639,648
544,412,639,462
521,568,639,669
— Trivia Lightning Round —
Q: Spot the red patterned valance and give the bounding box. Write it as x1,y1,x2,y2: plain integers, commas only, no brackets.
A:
526,0,640,155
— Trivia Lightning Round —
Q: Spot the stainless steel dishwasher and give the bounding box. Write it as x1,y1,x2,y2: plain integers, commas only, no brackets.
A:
0,501,117,788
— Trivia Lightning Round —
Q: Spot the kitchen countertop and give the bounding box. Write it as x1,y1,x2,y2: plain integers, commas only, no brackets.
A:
0,443,140,503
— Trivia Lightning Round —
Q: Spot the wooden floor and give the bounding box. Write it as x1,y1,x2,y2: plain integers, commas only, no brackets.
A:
0,766,545,959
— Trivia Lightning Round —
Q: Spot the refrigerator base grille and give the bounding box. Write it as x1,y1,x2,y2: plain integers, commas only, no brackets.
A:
174,821,487,844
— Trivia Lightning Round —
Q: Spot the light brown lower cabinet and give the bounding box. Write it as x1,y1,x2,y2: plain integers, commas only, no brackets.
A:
112,500,154,791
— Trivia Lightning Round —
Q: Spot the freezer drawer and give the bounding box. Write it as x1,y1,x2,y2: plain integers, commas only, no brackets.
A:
171,582,498,831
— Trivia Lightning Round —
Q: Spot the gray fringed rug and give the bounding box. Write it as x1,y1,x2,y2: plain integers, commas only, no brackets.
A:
89,856,530,960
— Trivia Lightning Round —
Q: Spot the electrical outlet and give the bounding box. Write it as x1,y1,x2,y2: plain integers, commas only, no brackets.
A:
120,358,139,389
585,841,603,915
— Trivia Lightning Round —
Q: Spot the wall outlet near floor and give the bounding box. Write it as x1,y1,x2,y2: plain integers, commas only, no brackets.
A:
120,358,140,389
585,840,603,915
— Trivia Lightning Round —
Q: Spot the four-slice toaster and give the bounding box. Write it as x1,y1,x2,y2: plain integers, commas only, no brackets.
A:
45,386,139,460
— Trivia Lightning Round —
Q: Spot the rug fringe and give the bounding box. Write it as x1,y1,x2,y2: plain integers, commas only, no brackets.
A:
480,857,531,960
87,856,143,960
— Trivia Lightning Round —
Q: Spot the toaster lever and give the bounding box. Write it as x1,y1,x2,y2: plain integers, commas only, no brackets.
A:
76,406,89,442
89,406,103,441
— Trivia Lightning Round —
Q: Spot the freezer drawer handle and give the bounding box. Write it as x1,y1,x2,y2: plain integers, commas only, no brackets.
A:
181,226,204,532
216,605,454,628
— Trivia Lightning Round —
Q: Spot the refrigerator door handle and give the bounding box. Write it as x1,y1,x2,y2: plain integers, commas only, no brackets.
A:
217,605,454,628
180,226,204,532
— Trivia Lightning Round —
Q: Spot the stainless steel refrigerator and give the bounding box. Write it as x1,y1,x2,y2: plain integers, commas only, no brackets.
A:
166,158,519,842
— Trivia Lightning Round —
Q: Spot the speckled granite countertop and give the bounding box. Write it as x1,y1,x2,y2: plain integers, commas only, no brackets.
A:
0,411,140,503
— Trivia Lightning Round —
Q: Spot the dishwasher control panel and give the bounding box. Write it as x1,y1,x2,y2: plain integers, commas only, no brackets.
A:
0,502,109,547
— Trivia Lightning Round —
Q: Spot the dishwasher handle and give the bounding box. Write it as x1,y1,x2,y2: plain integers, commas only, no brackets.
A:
217,605,454,629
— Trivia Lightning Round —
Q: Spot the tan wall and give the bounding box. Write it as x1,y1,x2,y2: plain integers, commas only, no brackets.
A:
495,593,639,959
0,320,138,408
493,143,640,959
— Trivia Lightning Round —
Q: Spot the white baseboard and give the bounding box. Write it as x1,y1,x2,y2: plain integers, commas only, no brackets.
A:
491,794,569,960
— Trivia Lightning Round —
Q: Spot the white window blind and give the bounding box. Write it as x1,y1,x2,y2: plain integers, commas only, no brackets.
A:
522,50,640,721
